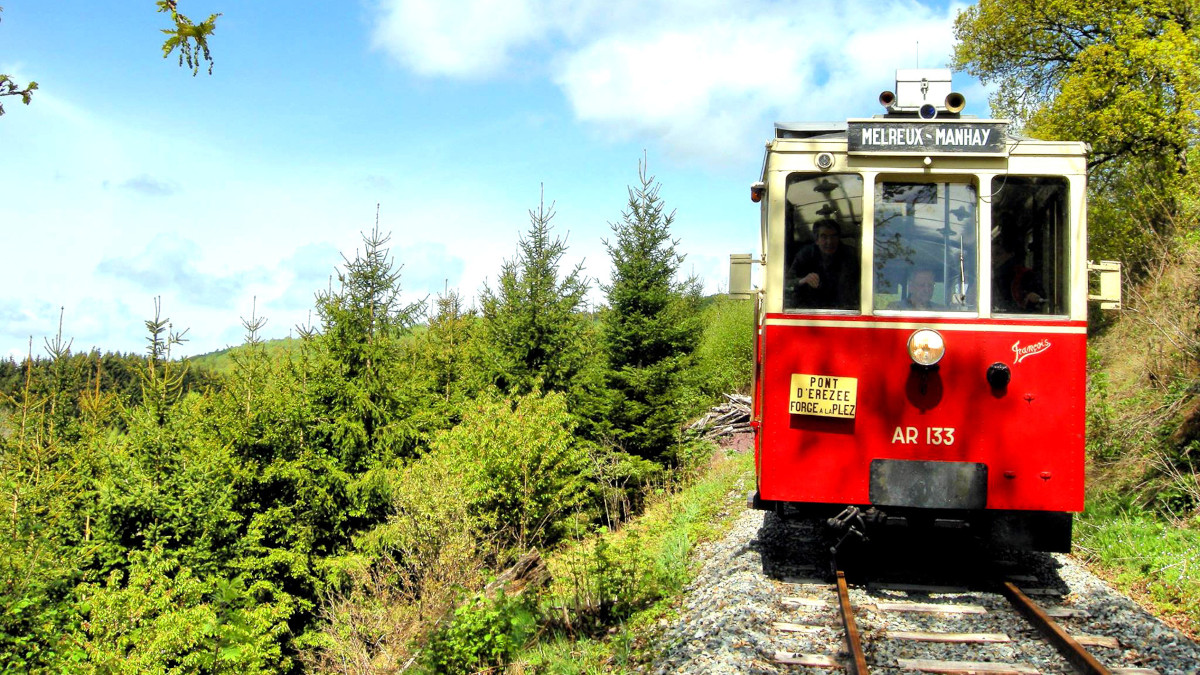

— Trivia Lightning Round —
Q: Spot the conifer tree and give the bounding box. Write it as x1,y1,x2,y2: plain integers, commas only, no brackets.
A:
411,286,478,429
294,213,426,557
138,297,190,426
306,215,425,470
600,158,702,462
478,188,594,399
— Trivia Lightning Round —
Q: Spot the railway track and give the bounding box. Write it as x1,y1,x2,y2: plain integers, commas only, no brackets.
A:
649,507,1194,674
769,566,1159,674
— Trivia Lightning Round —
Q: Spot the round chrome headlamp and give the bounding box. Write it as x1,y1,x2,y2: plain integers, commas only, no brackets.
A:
907,329,945,366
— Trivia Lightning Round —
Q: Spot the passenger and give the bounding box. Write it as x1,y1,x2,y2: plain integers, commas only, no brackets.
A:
786,219,860,309
888,267,944,310
993,236,1045,312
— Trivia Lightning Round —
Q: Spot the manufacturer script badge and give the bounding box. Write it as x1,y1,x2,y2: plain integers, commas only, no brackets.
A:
1012,339,1051,364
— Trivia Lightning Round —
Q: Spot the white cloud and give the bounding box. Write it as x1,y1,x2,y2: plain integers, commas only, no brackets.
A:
119,174,182,197
97,234,271,309
554,18,807,162
370,0,549,77
369,0,973,163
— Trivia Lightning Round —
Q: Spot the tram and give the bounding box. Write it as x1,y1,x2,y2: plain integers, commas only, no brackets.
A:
731,69,1121,552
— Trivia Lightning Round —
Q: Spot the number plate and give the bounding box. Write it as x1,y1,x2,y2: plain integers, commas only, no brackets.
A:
870,460,988,510
789,374,858,419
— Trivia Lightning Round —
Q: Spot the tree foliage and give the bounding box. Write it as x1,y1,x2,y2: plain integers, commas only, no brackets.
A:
406,287,486,435
157,0,221,75
478,189,595,400
601,159,703,462
439,393,591,553
692,297,754,397
0,8,36,116
952,0,1200,263
0,169,748,671
76,550,288,674
0,1,217,120
953,0,1200,172
0,74,36,116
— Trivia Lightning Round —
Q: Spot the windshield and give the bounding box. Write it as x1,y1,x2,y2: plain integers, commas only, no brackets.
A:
872,180,978,313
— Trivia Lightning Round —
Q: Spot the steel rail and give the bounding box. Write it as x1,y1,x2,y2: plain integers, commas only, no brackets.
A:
999,581,1111,675
836,570,870,675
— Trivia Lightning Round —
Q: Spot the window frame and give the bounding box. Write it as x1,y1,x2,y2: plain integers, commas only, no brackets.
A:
987,174,1072,318
780,172,866,315
870,174,981,317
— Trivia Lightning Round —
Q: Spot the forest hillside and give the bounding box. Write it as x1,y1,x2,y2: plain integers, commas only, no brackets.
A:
0,165,756,674
953,0,1200,636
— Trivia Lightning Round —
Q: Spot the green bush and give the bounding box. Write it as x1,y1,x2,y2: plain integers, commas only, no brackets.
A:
588,531,678,621
587,447,665,528
75,549,290,674
421,591,536,675
692,297,754,398
436,392,592,553
351,436,484,601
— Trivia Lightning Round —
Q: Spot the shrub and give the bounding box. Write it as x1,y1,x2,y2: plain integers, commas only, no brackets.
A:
75,549,289,675
693,297,754,398
587,446,665,528
308,436,486,673
437,392,592,554
421,591,536,675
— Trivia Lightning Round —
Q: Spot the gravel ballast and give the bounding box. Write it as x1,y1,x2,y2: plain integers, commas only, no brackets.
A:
648,505,1200,674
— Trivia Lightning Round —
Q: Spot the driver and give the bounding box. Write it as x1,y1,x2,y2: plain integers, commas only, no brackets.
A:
888,267,945,310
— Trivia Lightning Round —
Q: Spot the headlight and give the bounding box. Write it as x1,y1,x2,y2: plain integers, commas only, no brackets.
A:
907,329,945,366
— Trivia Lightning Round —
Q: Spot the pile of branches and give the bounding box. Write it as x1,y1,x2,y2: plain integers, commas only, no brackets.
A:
687,393,752,439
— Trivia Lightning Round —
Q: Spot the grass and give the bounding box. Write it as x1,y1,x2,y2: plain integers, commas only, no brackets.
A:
1073,503,1200,638
510,447,755,672
1079,231,1200,639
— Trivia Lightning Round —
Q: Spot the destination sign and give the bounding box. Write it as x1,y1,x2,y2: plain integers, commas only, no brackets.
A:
847,121,1007,155
789,374,858,419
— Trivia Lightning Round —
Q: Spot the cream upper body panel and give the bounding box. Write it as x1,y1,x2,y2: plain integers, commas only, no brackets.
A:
759,125,1089,321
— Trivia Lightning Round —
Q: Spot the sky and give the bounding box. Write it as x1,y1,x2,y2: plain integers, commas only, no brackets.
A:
0,0,990,359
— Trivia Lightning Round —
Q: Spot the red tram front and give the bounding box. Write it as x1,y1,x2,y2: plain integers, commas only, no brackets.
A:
736,70,1114,552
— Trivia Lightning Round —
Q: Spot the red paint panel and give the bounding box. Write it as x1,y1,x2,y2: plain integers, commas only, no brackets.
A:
756,315,1086,512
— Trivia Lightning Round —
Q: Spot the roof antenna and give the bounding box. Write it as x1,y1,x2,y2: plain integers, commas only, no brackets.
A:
916,41,920,68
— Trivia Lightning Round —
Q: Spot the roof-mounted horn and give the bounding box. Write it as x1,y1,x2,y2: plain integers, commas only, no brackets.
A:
945,91,966,114
883,69,964,118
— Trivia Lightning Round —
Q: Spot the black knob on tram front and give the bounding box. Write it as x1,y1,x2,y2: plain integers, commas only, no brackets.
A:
987,362,1011,389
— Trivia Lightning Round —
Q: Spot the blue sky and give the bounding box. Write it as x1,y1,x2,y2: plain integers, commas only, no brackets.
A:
0,0,986,359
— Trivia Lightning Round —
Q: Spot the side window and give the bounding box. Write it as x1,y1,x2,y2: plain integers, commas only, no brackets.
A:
873,181,978,313
990,177,1069,315
783,173,863,311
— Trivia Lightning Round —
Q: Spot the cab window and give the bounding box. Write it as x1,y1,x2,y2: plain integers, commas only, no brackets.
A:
990,176,1069,315
873,180,978,313
783,173,864,311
